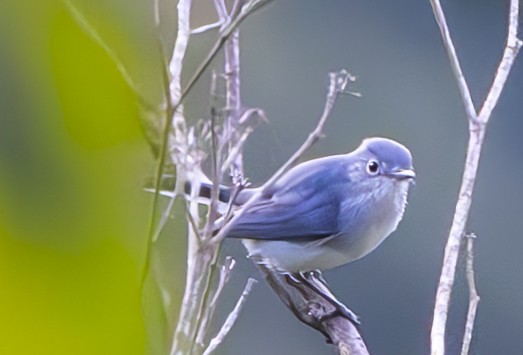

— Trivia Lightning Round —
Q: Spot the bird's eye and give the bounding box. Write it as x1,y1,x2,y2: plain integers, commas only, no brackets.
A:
366,160,380,175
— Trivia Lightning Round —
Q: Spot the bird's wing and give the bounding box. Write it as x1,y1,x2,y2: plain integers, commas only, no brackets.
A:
227,157,347,241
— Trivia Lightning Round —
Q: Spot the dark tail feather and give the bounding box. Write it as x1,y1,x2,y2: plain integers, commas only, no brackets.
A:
184,181,232,203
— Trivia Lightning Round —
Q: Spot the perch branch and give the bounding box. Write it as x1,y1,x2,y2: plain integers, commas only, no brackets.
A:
258,265,369,355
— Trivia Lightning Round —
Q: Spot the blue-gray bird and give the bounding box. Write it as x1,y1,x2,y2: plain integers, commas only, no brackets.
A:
175,137,415,322
208,137,415,274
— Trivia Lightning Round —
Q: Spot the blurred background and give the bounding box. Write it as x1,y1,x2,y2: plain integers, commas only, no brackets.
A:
1,0,522,354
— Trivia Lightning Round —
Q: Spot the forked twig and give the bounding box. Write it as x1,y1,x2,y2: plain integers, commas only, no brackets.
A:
429,1,522,354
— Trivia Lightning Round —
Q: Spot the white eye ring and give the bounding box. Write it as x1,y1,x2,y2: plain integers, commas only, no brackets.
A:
366,159,380,175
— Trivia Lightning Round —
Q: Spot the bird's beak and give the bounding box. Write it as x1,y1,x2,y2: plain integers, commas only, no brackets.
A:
388,169,416,180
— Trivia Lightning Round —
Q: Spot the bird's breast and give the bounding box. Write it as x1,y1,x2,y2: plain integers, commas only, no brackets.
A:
333,180,410,262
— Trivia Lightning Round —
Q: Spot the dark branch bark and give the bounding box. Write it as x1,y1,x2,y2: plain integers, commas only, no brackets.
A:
257,265,369,355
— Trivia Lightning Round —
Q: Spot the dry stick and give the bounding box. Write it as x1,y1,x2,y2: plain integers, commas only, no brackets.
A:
166,2,201,353
195,257,237,347
429,1,522,354
202,278,258,355
191,77,226,352
223,0,244,176
461,233,479,355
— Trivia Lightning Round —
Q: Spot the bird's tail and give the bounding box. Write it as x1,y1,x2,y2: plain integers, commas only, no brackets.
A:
144,172,254,208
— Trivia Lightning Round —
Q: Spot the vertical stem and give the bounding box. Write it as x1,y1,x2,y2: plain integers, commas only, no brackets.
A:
193,1,245,348
225,28,243,174
171,248,214,355
431,121,485,355
168,1,195,353
430,1,521,353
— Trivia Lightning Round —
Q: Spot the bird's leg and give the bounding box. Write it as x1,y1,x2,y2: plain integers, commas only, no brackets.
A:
298,271,361,325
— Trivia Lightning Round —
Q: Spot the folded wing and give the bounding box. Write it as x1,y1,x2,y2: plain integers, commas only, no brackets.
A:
227,156,348,241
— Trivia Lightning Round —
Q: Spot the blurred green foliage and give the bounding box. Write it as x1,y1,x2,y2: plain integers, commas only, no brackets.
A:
0,0,166,353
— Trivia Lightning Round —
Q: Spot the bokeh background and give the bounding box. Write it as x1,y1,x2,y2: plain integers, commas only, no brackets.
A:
1,0,522,354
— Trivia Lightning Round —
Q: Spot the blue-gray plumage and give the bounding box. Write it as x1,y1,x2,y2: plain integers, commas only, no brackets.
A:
225,137,415,273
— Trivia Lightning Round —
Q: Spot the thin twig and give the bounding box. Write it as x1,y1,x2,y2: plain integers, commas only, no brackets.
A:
202,278,258,355
220,108,266,176
204,78,222,242
429,0,476,121
191,21,225,35
430,1,521,354
193,1,252,349
64,0,144,102
210,258,237,313
477,0,523,123
141,0,192,287
212,70,355,244
153,0,161,27
195,257,237,346
164,2,196,353
461,233,480,355
220,0,243,176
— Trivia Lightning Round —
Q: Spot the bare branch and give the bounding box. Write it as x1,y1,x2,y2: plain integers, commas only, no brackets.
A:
429,0,476,120
478,0,522,123
202,278,258,355
430,1,521,354
196,257,237,346
191,21,225,35
461,233,480,355
266,70,354,182
169,0,192,107
220,108,266,176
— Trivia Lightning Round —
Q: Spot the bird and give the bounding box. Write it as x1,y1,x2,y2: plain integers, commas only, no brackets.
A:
177,137,415,322
217,137,414,272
